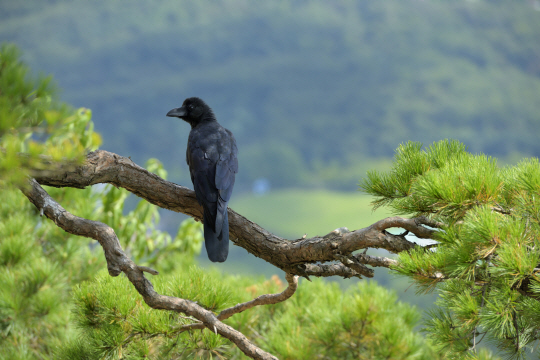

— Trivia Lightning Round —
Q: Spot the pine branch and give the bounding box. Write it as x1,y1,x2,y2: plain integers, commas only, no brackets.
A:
29,149,438,277
334,254,375,278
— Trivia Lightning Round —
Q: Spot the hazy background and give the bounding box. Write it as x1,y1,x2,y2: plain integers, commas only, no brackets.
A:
2,0,539,309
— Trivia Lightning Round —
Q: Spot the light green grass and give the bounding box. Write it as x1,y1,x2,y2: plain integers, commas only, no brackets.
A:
229,189,392,239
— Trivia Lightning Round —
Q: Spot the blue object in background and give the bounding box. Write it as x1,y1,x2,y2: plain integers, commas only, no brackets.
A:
252,178,270,196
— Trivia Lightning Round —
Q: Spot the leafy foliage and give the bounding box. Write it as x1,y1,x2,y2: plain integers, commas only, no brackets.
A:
361,139,540,359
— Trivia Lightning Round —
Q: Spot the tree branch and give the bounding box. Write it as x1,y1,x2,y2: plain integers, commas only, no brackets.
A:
334,254,375,278
218,273,299,320
353,253,399,268
20,178,278,360
31,150,439,277
181,273,299,332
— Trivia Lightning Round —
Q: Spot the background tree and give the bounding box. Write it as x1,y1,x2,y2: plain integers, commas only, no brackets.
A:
1,0,539,191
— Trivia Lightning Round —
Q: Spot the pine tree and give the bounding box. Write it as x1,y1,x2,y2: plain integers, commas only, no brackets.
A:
362,140,540,359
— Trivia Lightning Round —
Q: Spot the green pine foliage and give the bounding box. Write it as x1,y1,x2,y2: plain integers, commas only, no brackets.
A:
57,269,442,360
57,268,234,360
0,168,204,359
255,280,440,360
361,139,540,359
0,186,105,359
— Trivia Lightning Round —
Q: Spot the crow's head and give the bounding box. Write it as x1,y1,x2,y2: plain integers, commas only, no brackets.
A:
166,97,213,126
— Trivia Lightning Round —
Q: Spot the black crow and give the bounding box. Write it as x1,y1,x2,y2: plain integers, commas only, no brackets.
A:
166,97,238,262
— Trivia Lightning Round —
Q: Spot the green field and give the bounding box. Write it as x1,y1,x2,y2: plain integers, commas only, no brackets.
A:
229,188,393,239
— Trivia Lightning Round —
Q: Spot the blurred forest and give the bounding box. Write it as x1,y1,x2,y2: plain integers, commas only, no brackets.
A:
1,0,539,192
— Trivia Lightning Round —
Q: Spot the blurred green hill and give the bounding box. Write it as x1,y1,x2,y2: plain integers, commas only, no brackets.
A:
1,0,539,191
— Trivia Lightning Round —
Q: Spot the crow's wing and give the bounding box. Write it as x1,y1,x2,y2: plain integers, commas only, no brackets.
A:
186,128,237,235
214,131,238,236
187,142,218,231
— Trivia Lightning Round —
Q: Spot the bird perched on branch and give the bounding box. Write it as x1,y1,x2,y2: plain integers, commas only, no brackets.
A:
166,97,238,262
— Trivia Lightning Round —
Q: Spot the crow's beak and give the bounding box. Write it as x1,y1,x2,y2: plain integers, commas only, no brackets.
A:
166,106,187,118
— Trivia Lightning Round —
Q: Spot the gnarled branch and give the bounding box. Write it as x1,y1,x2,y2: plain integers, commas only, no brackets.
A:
353,253,398,268
32,150,439,278
20,178,277,360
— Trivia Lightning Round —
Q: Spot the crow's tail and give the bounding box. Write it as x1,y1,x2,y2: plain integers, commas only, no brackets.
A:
203,210,229,262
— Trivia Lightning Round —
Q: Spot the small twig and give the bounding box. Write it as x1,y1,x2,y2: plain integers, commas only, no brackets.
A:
294,264,312,281
491,204,512,215
334,254,374,278
178,314,201,323
301,263,359,279
480,283,487,308
472,328,477,352
471,280,488,352
514,309,520,351
353,253,398,268
218,273,299,320
137,265,159,275
476,331,487,347
371,216,438,241
398,230,409,237
179,273,300,332
414,215,444,229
